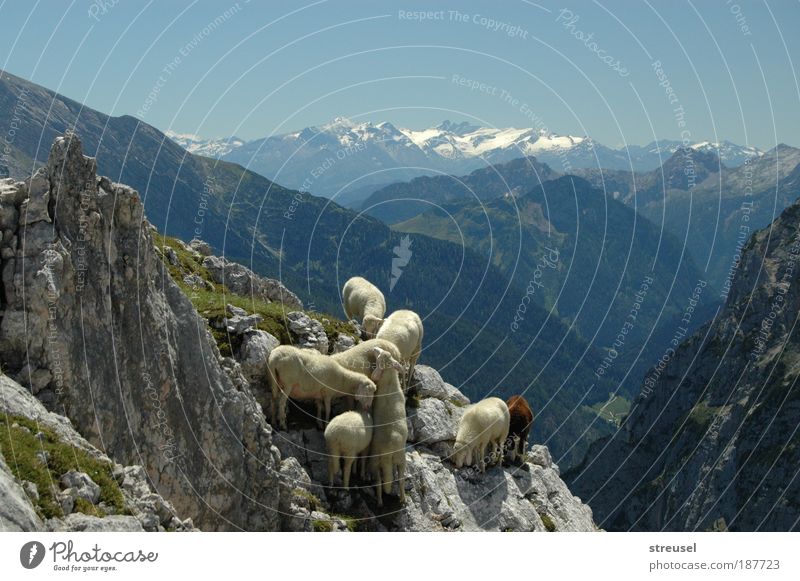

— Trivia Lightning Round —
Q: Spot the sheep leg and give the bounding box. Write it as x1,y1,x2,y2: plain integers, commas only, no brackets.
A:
396,453,406,503
324,396,332,424
342,456,355,489
328,452,339,487
369,455,383,506
315,399,325,429
478,442,487,473
270,370,282,428
359,453,367,480
507,436,517,463
278,391,289,430
375,462,384,507
381,458,393,495
520,429,529,459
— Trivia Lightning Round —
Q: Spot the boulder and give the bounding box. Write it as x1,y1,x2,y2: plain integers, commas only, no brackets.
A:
286,311,329,354
410,366,470,405
407,397,463,445
60,470,101,504
223,313,263,334
333,334,356,353
202,254,303,309
189,238,212,256
238,329,280,382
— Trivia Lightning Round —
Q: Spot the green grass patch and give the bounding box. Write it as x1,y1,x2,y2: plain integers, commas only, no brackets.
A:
153,233,216,286
590,394,631,427
293,487,322,511
312,519,334,532
153,233,358,354
539,512,556,532
0,415,128,520
332,513,358,532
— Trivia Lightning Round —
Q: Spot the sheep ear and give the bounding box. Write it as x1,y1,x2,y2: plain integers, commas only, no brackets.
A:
370,346,382,356
391,358,404,372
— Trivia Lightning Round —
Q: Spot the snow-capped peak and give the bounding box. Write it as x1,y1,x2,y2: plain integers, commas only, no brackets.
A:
165,130,245,158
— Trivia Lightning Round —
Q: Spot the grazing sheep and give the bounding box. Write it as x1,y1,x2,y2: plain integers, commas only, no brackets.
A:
367,348,408,507
375,309,423,391
268,345,376,430
342,277,386,338
324,410,373,488
505,395,533,463
452,397,510,473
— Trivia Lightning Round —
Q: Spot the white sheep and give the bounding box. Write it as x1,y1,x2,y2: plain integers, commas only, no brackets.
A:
375,309,424,391
342,276,386,338
452,397,510,473
268,345,376,430
324,410,373,488
367,348,408,507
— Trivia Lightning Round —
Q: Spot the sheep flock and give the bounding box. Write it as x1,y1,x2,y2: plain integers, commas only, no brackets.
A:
267,275,535,507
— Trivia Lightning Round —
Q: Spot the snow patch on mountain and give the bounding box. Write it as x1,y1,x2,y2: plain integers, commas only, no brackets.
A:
165,130,244,158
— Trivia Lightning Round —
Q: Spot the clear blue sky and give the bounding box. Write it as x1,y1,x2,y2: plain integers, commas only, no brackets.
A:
0,0,797,149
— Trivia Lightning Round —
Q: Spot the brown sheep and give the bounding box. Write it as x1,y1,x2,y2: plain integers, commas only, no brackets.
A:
505,395,533,463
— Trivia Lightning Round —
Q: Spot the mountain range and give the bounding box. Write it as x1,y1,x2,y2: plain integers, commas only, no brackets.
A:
0,68,619,468
2,67,799,531
387,169,720,398
165,117,764,204
575,145,800,292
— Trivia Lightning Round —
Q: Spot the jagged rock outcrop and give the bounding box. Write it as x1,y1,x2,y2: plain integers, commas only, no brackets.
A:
202,254,303,309
568,200,800,531
0,374,191,532
0,134,283,530
271,365,596,531
285,311,329,353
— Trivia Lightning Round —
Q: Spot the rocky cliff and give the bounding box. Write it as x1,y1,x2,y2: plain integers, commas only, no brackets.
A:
567,199,800,531
0,134,596,531
0,134,282,530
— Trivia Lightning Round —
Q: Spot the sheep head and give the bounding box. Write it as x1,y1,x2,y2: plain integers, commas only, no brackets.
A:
362,315,384,338
355,379,376,409
452,440,471,468
369,347,404,381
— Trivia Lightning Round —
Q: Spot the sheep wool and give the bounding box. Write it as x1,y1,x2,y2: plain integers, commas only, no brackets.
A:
453,397,510,473
342,276,386,338
375,309,424,392
268,345,376,430
368,360,408,507
506,395,534,463
324,410,373,488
